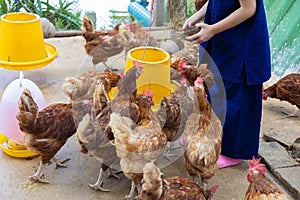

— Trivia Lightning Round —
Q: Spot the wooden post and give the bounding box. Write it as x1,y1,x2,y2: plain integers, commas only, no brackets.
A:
169,0,187,49
168,0,187,30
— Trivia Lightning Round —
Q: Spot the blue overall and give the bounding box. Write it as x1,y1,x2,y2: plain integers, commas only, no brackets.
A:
201,0,271,159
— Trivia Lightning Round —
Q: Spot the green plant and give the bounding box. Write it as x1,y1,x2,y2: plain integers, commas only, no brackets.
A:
0,0,17,15
18,0,43,16
187,0,196,18
2,0,82,30
42,0,81,30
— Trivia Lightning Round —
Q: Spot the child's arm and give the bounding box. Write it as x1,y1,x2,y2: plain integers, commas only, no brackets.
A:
182,1,209,29
187,0,257,43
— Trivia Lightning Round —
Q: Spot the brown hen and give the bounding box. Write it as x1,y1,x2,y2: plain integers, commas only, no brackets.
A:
75,112,121,192
183,76,223,190
156,81,195,161
82,16,126,71
63,70,120,121
157,83,194,142
263,73,300,117
138,162,218,200
245,157,290,200
63,70,120,101
63,70,103,101
109,90,167,199
76,64,144,191
172,59,214,95
17,89,90,183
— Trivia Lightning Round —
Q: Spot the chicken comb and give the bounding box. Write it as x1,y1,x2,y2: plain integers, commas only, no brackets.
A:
179,61,187,71
142,90,147,96
120,72,125,78
147,89,153,98
249,156,258,166
194,76,204,86
248,156,267,175
262,85,268,100
133,60,143,69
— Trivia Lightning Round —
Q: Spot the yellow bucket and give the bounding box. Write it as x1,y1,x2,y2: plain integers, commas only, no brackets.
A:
125,47,171,106
0,12,58,70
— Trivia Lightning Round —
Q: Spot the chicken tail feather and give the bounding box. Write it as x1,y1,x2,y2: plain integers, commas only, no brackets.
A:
17,89,39,129
109,112,135,146
82,16,94,33
139,162,163,200
109,113,133,140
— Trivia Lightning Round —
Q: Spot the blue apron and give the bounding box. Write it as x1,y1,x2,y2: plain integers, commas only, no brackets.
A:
201,0,271,159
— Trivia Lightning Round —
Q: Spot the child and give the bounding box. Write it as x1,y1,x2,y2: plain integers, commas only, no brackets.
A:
183,0,271,168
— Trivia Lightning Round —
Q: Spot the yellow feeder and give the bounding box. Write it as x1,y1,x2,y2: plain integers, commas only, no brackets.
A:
0,12,57,158
0,12,58,70
126,47,171,108
0,133,39,158
109,46,178,112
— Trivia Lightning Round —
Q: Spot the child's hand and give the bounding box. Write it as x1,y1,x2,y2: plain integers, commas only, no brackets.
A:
186,23,215,44
182,19,192,30
182,12,202,30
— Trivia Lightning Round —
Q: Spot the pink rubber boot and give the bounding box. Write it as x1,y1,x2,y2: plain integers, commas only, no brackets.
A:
218,154,242,168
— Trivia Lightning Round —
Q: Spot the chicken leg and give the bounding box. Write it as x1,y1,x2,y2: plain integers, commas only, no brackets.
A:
52,157,70,168
89,167,110,192
30,156,70,184
125,181,137,200
107,167,122,179
89,165,121,192
29,160,48,184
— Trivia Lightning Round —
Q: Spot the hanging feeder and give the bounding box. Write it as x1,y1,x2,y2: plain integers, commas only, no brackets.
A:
0,12,58,70
109,47,179,112
125,47,171,105
0,12,57,158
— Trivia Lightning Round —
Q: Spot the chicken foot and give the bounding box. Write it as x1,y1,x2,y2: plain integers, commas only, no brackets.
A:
52,157,71,169
29,160,49,184
89,168,110,192
125,181,135,200
107,167,122,179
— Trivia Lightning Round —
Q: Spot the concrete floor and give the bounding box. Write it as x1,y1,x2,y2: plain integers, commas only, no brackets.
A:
0,36,295,199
